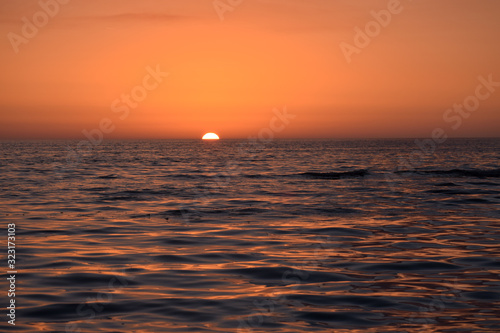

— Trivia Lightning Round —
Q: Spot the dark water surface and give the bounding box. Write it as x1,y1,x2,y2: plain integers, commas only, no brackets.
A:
1,139,500,332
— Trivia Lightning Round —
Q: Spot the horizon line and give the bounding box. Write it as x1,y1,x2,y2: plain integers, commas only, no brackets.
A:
1,137,499,141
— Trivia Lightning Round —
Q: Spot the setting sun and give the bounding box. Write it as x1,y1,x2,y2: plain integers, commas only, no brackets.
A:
202,133,220,140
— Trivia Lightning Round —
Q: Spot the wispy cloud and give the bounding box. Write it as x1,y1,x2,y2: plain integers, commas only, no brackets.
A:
82,12,189,22
0,12,190,27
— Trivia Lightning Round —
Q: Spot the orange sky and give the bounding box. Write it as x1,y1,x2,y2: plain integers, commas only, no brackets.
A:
0,0,499,139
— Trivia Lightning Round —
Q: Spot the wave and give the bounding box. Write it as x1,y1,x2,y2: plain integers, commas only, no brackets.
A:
395,168,500,178
298,169,370,179
91,168,499,183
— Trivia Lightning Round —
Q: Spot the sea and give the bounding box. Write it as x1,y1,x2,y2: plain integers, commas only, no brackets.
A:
1,138,499,332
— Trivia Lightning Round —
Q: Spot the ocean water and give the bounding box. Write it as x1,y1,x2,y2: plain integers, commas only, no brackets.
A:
1,138,500,332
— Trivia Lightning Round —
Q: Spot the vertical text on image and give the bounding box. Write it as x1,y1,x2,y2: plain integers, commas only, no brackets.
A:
6,223,17,326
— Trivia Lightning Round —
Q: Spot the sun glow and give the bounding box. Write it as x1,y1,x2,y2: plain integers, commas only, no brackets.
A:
202,133,220,140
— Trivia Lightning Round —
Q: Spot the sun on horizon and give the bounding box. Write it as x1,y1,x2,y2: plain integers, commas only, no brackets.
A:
202,133,220,140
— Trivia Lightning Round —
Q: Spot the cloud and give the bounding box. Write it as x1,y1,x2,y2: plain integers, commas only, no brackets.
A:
0,11,189,27
83,12,188,22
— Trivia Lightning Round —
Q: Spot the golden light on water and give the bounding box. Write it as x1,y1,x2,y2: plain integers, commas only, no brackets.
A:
202,133,220,140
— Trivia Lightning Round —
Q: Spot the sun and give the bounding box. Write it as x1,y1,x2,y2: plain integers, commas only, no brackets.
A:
202,132,220,140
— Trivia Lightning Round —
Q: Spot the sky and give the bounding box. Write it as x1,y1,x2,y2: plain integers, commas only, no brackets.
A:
0,0,499,139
